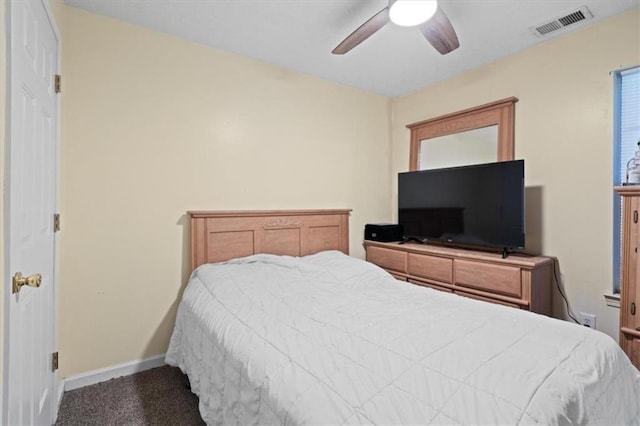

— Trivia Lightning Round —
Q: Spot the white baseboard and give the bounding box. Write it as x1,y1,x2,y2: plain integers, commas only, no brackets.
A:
62,353,166,392
56,380,65,416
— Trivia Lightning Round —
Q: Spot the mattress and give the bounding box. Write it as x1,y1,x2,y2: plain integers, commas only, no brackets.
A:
166,250,640,425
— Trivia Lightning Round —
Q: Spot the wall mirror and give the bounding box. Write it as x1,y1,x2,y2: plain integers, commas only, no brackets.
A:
408,97,518,171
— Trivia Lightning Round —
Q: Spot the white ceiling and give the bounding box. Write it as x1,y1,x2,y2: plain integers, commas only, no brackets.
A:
65,0,639,97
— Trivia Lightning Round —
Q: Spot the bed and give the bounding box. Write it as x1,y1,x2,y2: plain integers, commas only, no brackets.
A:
167,209,640,425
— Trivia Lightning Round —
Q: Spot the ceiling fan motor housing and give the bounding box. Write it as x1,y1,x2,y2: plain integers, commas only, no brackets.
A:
388,0,439,27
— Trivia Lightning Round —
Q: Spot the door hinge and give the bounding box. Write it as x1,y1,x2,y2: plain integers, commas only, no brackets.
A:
53,213,60,232
52,352,59,372
55,74,61,94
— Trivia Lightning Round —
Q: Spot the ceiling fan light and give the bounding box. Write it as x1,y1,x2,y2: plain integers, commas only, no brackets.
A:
389,0,438,27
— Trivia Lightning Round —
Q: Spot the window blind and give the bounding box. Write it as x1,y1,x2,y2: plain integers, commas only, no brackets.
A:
613,66,640,293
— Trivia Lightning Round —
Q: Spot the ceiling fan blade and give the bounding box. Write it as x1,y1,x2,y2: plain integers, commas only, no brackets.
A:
419,6,460,55
332,7,389,55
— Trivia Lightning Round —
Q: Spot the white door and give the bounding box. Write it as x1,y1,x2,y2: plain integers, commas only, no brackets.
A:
4,0,59,424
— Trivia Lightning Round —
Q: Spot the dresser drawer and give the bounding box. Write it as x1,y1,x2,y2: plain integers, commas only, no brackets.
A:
367,246,407,273
408,253,453,283
632,338,640,369
455,290,520,308
409,278,453,293
621,330,640,370
454,260,521,298
389,272,408,281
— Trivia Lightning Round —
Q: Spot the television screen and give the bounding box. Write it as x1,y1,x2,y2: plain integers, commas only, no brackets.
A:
398,159,525,250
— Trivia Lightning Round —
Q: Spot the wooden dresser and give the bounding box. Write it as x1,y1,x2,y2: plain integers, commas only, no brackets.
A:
615,186,640,369
364,240,552,315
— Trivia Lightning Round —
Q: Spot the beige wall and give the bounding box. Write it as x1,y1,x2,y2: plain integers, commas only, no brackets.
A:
56,5,391,378
391,8,640,341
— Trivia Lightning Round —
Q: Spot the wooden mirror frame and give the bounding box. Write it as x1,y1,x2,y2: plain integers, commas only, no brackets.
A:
408,97,518,171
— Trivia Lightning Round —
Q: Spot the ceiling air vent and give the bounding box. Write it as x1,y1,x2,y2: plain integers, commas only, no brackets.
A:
530,6,593,38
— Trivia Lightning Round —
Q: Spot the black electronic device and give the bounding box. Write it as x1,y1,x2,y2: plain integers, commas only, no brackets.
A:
398,160,525,253
364,224,404,242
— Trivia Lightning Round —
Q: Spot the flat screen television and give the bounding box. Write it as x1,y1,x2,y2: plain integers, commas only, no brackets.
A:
398,159,525,252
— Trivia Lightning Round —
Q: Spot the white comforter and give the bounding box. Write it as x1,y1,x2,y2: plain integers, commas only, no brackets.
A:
166,251,640,425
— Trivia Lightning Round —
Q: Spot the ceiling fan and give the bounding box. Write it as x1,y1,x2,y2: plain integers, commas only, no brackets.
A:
332,0,459,55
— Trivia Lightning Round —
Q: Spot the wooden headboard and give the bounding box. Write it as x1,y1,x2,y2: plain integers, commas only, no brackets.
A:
189,209,351,270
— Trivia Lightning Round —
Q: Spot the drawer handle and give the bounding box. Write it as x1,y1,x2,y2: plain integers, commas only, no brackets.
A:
634,210,638,223
632,302,636,316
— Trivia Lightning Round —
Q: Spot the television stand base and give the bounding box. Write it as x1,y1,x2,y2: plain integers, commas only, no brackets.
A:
363,240,553,315
502,248,512,259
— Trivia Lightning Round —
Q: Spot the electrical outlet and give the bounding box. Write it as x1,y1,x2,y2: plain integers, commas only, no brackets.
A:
579,312,597,329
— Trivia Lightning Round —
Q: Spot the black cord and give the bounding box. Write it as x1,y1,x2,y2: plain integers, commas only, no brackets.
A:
550,257,580,324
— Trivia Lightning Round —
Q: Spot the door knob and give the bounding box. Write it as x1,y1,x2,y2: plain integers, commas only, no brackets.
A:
12,272,42,294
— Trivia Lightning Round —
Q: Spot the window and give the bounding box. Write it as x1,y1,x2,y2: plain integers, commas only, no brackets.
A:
613,66,640,293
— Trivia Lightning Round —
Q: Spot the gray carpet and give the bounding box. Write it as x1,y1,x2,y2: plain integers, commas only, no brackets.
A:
56,366,205,425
